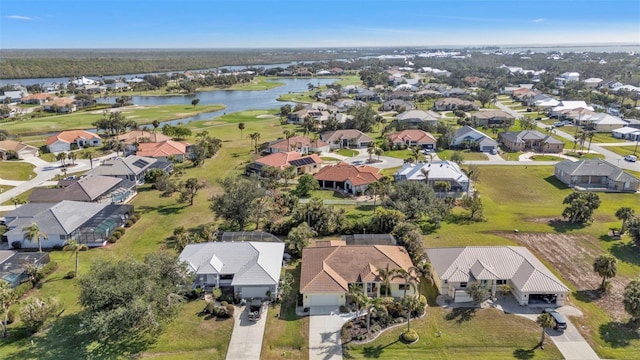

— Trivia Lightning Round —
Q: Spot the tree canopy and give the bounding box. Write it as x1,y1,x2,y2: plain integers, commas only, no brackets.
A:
210,176,266,230
384,181,435,220
562,192,601,224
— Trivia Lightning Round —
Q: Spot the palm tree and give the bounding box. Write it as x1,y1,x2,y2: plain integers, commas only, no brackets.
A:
63,240,89,277
401,295,421,332
536,313,555,349
411,262,434,293
249,132,258,153
22,222,47,252
253,132,261,153
367,181,385,212
393,268,418,298
152,120,160,133
56,152,67,167
593,254,617,290
364,296,384,333
420,168,430,184
67,151,77,166
348,284,366,321
0,281,16,338
615,207,635,234
83,149,96,169
376,264,394,297
374,147,384,161
238,122,245,139
586,130,595,153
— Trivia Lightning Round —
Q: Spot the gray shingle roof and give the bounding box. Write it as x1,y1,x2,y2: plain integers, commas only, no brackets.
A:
5,201,109,236
500,130,563,145
555,159,640,184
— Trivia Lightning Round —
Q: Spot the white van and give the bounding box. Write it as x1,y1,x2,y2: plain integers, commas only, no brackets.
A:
624,155,637,162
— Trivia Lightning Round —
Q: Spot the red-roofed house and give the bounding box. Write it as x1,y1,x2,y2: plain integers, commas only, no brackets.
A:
313,162,382,195
46,130,102,153
267,136,330,154
388,129,437,150
246,151,323,175
43,97,77,113
136,140,192,162
21,93,55,105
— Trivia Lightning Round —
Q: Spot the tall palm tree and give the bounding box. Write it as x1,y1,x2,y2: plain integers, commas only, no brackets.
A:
593,254,617,290
63,240,88,277
401,295,421,332
348,284,366,321
22,222,47,252
411,263,434,293
367,181,384,212
83,149,96,169
536,313,555,349
374,147,384,161
238,122,245,139
376,264,394,297
364,296,384,333
393,268,418,298
615,207,635,234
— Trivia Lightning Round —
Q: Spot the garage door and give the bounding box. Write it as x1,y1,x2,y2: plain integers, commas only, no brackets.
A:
239,286,270,299
310,294,341,307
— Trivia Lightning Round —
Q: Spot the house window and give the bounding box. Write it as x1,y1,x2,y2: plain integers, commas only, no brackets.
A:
496,279,507,285
59,235,66,240
459,282,467,288
220,274,233,280
398,284,411,290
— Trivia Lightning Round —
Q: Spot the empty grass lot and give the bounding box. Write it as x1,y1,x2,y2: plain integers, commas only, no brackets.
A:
0,161,36,180
600,145,638,157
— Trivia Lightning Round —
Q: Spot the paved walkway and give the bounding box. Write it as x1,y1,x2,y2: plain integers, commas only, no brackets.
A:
225,304,267,360
309,307,356,360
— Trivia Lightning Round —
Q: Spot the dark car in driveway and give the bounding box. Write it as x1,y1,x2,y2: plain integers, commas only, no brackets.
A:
543,308,567,331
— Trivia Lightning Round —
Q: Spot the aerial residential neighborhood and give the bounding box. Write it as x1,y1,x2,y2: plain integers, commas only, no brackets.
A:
0,1,639,360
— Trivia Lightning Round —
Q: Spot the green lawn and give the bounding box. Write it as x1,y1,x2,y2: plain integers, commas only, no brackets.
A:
529,155,565,161
563,151,605,160
304,190,351,200
381,166,402,177
1,188,34,206
345,307,562,360
0,161,36,180
436,150,488,161
600,145,638,157
335,148,359,157
320,156,342,162
590,133,630,144
2,104,225,136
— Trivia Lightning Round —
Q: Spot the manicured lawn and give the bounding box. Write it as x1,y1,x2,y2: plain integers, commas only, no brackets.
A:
590,133,630,144
304,190,351,200
344,307,562,359
320,156,342,162
0,161,36,180
600,145,638,157
335,149,359,157
2,104,225,135
563,151,605,160
381,166,402,177
383,149,422,161
436,149,488,161
529,155,565,161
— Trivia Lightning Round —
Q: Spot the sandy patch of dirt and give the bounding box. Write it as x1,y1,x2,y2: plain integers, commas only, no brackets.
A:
499,231,630,321
256,114,276,119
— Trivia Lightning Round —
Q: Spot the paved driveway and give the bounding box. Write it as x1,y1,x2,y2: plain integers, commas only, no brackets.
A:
309,307,355,360
225,304,267,360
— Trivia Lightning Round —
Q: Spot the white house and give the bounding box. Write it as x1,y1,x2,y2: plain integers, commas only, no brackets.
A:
45,130,102,153
450,126,498,152
394,161,470,194
612,127,640,141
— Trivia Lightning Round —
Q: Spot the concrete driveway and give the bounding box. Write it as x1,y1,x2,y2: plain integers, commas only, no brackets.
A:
225,304,267,360
309,307,355,360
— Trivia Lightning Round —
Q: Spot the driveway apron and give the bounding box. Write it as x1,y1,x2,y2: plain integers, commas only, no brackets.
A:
225,305,267,360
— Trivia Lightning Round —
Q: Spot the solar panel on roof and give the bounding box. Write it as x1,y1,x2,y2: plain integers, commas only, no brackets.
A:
289,157,316,167
132,159,149,168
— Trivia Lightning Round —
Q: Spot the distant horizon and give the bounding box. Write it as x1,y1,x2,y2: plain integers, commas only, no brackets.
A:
1,0,638,49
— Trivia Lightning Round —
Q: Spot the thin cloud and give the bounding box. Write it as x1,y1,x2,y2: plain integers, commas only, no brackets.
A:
4,15,33,20
532,18,545,23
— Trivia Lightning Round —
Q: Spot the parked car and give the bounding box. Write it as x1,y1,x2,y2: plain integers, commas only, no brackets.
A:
624,154,637,162
490,148,498,155
543,308,567,331
351,160,365,166
553,122,565,127
248,298,263,321
562,120,573,125
535,117,542,121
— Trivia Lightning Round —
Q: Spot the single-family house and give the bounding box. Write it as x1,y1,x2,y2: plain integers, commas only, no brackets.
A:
46,130,102,153
0,140,39,160
464,76,484,87
21,93,54,105
105,82,131,92
388,129,437,150
87,155,171,183
246,151,323,175
0,90,25,103
427,246,570,305
450,126,498,152
381,99,416,112
441,88,467,97
0,250,50,287
583,78,603,88
29,175,137,204
267,136,330,154
116,130,172,155
533,95,561,109
554,159,639,192
396,110,441,126
612,127,640,141
287,107,330,125
43,97,77,113
550,101,594,117
3,200,133,248
581,113,628,133
394,161,470,194
320,130,373,149
353,89,380,102
136,140,193,162
434,98,479,111
386,90,414,101
472,110,515,127
314,162,382,194
334,99,366,112
300,244,417,307
499,130,564,153
179,241,284,300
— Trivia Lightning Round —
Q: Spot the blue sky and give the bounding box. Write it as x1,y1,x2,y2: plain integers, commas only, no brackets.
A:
1,0,638,49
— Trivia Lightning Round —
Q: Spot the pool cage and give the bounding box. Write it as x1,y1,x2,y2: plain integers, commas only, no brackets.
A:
217,231,282,243
73,204,134,246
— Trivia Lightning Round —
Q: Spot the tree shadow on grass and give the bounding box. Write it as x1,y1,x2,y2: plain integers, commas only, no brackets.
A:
156,204,188,216
543,176,569,190
610,241,640,266
598,321,640,348
444,307,477,324
547,219,586,233
361,340,399,358
355,204,374,212
573,289,604,304
513,347,536,359
446,213,473,225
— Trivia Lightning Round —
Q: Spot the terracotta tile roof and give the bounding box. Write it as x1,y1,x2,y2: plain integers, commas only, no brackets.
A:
254,151,322,169
45,130,101,146
269,136,328,152
136,140,190,158
300,245,416,293
0,140,36,152
472,109,514,119
116,130,172,144
388,129,436,144
21,93,54,101
43,97,75,106
314,162,381,186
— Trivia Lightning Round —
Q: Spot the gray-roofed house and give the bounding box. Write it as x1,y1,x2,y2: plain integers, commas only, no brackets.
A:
3,200,133,248
396,110,441,126
554,159,639,192
394,161,470,195
87,155,171,182
498,130,564,153
450,126,498,152
381,99,416,112
426,246,570,305
320,130,373,149
471,110,516,127
178,241,284,300
29,174,137,204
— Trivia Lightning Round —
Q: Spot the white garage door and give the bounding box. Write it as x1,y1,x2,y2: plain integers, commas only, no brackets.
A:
239,286,270,299
310,294,340,307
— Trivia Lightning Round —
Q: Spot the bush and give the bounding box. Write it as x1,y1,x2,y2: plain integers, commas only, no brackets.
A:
226,304,235,317
115,227,125,235
203,302,216,314
400,329,419,343
14,282,33,298
40,261,58,278
64,271,76,279
216,306,231,318
339,305,348,313
11,241,21,250
112,231,122,239
125,220,134,227
107,236,117,244
220,301,228,307
6,309,16,325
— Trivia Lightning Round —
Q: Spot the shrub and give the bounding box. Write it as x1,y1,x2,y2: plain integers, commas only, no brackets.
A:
400,329,419,343
226,304,235,317
112,231,122,239
339,305,348,313
220,301,228,307
216,306,231,318
40,261,58,278
6,309,16,325
14,282,33,298
11,241,21,250
107,236,117,244
20,297,64,334
115,227,125,235
203,302,216,314
64,271,76,279
125,220,134,227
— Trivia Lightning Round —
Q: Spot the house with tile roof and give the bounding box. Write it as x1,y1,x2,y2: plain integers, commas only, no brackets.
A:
396,109,441,126
394,161,470,194
498,130,564,153
313,162,382,195
450,126,498,152
472,110,516,127
388,129,437,150
179,241,284,300
0,140,39,160
3,200,133,248
267,136,330,154
29,174,137,204
434,98,479,111
246,151,323,175
320,129,373,149
21,93,55,105
300,244,417,307
116,130,172,155
554,159,639,192
45,130,102,153
426,246,570,305
43,97,77,113
136,139,192,162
